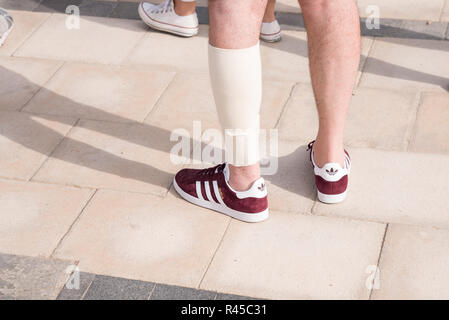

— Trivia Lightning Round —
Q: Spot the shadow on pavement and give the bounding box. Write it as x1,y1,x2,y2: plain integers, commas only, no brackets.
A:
0,66,317,203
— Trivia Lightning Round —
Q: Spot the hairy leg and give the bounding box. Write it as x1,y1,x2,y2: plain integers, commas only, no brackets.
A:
209,0,267,191
298,0,361,167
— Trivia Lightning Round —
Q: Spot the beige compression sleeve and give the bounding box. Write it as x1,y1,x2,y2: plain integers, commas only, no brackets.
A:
208,42,262,166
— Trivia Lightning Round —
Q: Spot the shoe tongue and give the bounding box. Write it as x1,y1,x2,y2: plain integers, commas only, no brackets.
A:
223,163,230,182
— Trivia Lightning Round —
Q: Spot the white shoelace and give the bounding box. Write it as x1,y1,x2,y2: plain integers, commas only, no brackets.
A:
151,0,173,14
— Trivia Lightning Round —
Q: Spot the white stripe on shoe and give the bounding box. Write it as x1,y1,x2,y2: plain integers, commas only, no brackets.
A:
173,177,268,223
212,180,226,207
204,181,217,204
195,181,204,200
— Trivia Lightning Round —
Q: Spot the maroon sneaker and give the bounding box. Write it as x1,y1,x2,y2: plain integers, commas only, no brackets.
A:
307,141,351,204
173,163,268,222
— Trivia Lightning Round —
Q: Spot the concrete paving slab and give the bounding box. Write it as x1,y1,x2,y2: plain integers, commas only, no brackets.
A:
53,189,230,288
0,56,62,111
0,111,76,180
313,148,449,229
372,224,449,299
24,62,175,123
201,211,385,300
32,119,183,195
0,178,94,256
0,253,74,299
15,14,146,64
409,92,449,154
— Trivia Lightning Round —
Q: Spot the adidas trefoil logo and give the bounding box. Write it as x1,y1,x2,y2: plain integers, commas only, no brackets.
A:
258,183,266,191
326,168,338,175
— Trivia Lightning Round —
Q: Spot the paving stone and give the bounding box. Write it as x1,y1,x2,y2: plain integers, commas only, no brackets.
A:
0,10,50,57
125,26,209,73
150,284,215,300
275,12,305,30
83,275,154,300
398,20,448,40
79,0,117,17
201,211,385,300
53,189,230,287
409,92,449,154
372,224,449,299
357,0,445,21
57,272,95,300
196,5,208,25
313,148,449,229
216,293,258,300
109,1,139,20
0,57,62,111
275,0,301,13
0,0,42,11
0,111,77,180
0,253,74,299
32,119,184,195
145,73,292,132
24,62,175,122
264,140,316,214
260,30,309,83
278,84,419,151
0,178,94,256
360,38,449,91
15,14,146,64
34,0,83,13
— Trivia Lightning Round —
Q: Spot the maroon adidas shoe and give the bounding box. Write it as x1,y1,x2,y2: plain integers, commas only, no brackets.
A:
307,141,351,204
173,163,269,223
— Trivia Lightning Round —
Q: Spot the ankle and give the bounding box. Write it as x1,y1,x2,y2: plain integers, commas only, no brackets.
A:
174,0,196,16
312,138,345,168
228,163,260,192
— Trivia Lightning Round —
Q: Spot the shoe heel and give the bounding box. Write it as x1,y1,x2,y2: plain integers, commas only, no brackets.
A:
317,190,347,204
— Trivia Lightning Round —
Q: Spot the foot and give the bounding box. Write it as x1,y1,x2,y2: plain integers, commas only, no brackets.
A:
138,0,199,37
173,163,269,223
260,20,282,43
307,141,351,204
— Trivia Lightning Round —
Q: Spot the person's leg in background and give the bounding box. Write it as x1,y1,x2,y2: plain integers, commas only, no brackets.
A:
138,0,199,37
173,0,269,223
263,0,276,22
139,0,281,42
261,0,282,42
173,0,196,16
299,0,360,203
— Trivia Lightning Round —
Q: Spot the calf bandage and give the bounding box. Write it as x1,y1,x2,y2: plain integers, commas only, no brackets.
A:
208,43,262,166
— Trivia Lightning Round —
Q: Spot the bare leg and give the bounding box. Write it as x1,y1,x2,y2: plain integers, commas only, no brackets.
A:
174,0,196,16
298,0,360,167
263,0,276,23
209,0,267,191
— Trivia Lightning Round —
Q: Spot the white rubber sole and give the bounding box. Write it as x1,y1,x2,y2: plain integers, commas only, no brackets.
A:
138,3,198,38
260,32,282,43
317,190,347,204
173,177,269,223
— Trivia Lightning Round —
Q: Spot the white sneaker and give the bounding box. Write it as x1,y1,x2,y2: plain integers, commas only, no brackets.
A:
138,0,198,37
0,8,13,47
260,20,282,43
